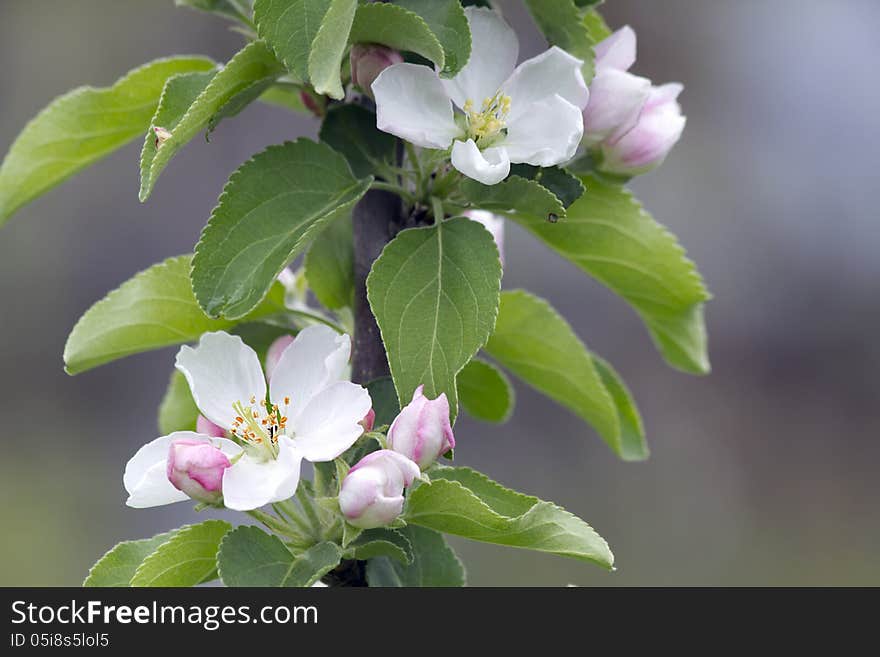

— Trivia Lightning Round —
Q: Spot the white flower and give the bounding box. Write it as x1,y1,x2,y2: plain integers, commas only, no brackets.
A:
372,7,589,185
464,209,505,264
124,326,372,511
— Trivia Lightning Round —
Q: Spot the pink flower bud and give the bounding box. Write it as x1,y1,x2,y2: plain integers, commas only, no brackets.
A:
360,408,376,433
339,450,420,529
583,69,651,145
166,436,231,504
196,414,226,438
350,44,404,98
387,385,455,470
600,83,686,176
464,210,505,265
265,334,295,380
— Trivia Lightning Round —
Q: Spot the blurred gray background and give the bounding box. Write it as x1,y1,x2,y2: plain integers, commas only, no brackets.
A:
1,0,878,586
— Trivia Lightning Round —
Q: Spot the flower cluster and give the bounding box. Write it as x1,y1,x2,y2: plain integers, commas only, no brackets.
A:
582,26,686,176
124,326,456,530
124,326,371,511
372,7,589,185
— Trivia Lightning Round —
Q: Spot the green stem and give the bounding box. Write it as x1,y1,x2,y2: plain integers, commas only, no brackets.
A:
246,509,307,541
405,142,424,198
271,502,314,536
370,181,415,203
431,196,445,222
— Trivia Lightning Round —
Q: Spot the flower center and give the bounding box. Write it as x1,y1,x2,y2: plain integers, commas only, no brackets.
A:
463,91,511,147
230,395,290,459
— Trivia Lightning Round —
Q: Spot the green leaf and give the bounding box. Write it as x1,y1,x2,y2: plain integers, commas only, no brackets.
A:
366,526,465,587
461,175,565,221
583,8,612,42
484,290,621,455
255,0,332,82
139,41,285,201
510,175,711,374
218,526,342,586
593,355,648,461
319,104,396,179
175,0,255,25
457,358,514,423
523,0,595,81
63,255,286,374
304,212,354,310
365,376,401,427
307,0,358,99
349,3,446,73
406,466,613,569
192,139,371,319
0,56,215,225
158,370,200,434
347,528,413,564
395,0,471,77
508,164,585,208
130,520,232,587
83,530,178,587
367,217,502,419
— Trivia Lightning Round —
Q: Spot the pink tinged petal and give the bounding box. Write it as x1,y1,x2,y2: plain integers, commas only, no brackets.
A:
196,414,226,438
464,210,505,265
502,46,590,123
264,334,295,380
443,7,518,109
372,63,460,149
594,25,637,72
583,69,651,145
602,83,686,176
124,432,199,508
166,436,232,504
269,325,351,424
503,94,584,167
175,332,266,431
450,139,510,185
290,381,373,462
221,435,303,511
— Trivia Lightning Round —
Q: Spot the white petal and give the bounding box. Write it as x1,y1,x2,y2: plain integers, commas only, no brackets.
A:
450,139,510,185
221,435,303,511
442,7,519,108
269,325,351,425
124,432,195,508
502,47,590,123
175,332,266,430
291,381,372,462
583,69,651,144
372,63,459,149
503,94,584,166
594,25,637,72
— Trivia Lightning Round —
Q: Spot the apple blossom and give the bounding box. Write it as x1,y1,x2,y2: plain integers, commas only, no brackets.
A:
600,82,686,176
124,326,372,511
338,450,420,529
264,334,294,380
582,26,651,145
387,385,455,470
371,7,589,185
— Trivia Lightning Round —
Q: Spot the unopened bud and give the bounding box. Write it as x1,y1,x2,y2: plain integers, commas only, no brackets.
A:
387,385,455,470
166,436,231,505
350,44,404,98
339,450,420,529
